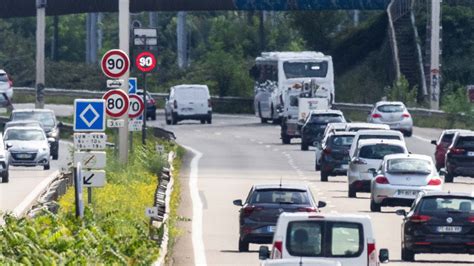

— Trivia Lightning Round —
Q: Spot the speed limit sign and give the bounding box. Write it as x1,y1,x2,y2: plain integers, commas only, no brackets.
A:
135,51,157,73
101,49,130,79
128,94,145,119
102,89,130,118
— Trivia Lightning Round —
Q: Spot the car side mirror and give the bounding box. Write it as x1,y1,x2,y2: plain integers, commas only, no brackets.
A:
258,246,270,260
233,199,243,206
57,121,64,127
379,248,389,263
346,119,352,123
395,209,407,217
5,143,12,150
317,201,326,208
430,140,437,145
47,137,55,143
368,168,377,177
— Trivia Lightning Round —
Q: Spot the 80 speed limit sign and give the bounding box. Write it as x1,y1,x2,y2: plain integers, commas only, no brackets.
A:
135,51,157,73
101,49,130,79
102,89,130,118
128,94,145,118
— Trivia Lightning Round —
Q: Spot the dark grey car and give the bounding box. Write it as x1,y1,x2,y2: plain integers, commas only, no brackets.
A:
445,131,474,182
233,184,325,252
319,132,355,182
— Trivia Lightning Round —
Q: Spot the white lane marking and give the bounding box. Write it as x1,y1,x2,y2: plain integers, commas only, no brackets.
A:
413,135,431,143
181,145,207,266
330,210,338,213
13,170,60,217
273,148,279,152
265,145,271,148
214,132,222,136
258,141,263,145
250,139,255,142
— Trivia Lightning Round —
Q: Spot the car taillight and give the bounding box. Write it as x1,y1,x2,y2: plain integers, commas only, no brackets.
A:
375,176,389,184
8,79,13,86
427,178,442,186
173,100,178,109
242,206,263,217
271,241,283,259
367,242,377,266
410,215,431,223
402,113,410,118
208,99,212,108
371,113,382,118
323,148,332,155
297,207,317,212
449,148,465,154
468,216,474,223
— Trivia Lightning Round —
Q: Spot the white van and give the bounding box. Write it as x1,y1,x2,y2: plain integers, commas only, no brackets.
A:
259,213,389,266
164,84,212,125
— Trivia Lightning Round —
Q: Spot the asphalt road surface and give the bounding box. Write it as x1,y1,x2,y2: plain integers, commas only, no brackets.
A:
0,141,71,217
150,114,474,266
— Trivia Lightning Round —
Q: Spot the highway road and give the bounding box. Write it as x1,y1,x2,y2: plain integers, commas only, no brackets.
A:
150,114,474,266
0,141,71,217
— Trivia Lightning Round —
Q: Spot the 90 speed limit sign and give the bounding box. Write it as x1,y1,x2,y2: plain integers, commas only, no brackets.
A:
102,89,130,118
101,49,130,79
128,94,145,119
135,51,157,73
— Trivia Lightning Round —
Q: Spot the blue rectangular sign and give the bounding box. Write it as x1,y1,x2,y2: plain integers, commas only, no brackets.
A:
129,77,137,94
74,99,106,132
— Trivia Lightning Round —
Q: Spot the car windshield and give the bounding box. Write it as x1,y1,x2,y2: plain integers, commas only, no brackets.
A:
377,104,404,113
457,136,474,148
13,112,55,127
0,74,8,82
440,133,455,144
175,88,208,100
387,158,432,174
250,189,309,204
5,129,45,141
331,136,354,146
283,61,328,79
359,144,405,160
420,197,474,213
309,114,344,124
6,122,41,130
286,221,362,257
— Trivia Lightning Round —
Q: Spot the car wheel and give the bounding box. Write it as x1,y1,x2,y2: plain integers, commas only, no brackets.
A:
348,184,356,198
258,104,267,124
238,239,249,252
171,113,178,125
151,111,156,121
207,116,212,124
301,142,309,151
2,172,8,183
43,162,50,171
370,198,381,212
404,130,413,137
321,170,329,182
401,247,415,262
444,172,454,183
315,162,321,171
282,135,291,144
52,151,59,160
200,119,206,124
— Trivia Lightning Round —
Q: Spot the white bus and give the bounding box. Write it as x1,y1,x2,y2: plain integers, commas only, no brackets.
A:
250,51,334,124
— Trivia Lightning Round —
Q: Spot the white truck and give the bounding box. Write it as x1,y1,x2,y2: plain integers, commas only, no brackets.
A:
280,80,331,144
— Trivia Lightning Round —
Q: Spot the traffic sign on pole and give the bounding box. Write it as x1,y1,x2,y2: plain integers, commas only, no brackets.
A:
74,99,106,132
135,51,157,73
101,49,130,79
82,170,106,187
103,89,130,118
74,151,107,169
129,77,137,94
129,94,145,118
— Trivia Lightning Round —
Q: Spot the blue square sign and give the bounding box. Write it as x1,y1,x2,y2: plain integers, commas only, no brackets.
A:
129,77,137,94
74,99,106,132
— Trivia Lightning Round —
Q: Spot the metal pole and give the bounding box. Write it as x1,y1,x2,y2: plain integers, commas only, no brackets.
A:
118,0,130,162
142,72,147,145
87,187,92,204
429,0,441,110
35,0,46,109
177,11,187,68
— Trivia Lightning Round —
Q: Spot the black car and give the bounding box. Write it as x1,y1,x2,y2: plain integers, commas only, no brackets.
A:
136,90,157,120
300,110,346,151
397,191,474,261
319,132,355,182
233,184,325,252
10,109,62,160
445,131,474,183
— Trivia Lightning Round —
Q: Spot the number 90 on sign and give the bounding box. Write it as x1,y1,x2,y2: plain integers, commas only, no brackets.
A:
135,51,157,73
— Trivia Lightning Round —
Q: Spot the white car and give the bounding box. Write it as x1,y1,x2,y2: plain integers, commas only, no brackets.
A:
259,212,389,266
4,126,53,170
347,139,408,198
367,101,413,136
0,69,13,107
349,129,405,159
165,84,212,125
0,133,10,183
369,154,443,212
345,122,390,132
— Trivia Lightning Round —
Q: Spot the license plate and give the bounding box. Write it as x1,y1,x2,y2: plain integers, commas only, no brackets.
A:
437,226,462,233
468,152,474,156
397,190,419,197
16,154,32,159
268,226,276,233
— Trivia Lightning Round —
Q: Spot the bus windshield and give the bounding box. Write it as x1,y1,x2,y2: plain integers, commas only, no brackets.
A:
283,61,328,79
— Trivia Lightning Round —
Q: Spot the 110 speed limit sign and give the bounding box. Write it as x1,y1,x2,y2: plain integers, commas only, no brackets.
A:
102,89,130,118
101,49,130,79
135,51,157,73
128,94,145,119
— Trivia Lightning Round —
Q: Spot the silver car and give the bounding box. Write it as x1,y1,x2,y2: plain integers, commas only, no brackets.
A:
367,101,413,136
369,154,443,212
4,126,53,170
0,133,10,183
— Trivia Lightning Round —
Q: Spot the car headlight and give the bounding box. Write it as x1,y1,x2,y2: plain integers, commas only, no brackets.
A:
48,129,58,138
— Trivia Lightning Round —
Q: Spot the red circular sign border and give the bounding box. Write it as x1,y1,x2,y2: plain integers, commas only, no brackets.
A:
101,49,130,79
128,94,145,119
102,89,130,118
135,51,157,73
